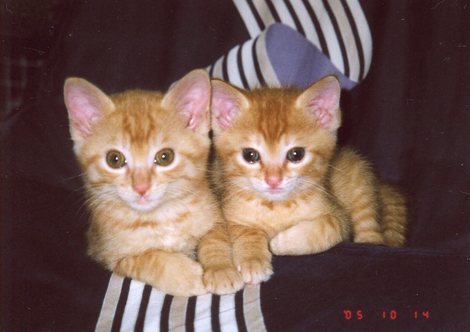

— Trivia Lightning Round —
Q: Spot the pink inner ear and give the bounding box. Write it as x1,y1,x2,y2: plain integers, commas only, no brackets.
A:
212,90,240,130
178,86,209,131
306,85,340,130
66,90,101,137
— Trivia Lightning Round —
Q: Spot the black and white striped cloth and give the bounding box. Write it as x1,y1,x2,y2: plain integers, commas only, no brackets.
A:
209,0,372,90
95,274,266,332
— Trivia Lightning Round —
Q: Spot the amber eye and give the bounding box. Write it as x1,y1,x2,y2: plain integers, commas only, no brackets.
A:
242,148,261,164
106,150,127,169
154,148,175,166
286,147,305,163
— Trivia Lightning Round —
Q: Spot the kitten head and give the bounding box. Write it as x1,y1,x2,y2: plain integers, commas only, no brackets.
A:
211,76,341,201
64,69,211,212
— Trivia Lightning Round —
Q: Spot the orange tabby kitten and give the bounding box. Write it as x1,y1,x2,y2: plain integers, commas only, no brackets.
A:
64,70,242,296
210,76,407,284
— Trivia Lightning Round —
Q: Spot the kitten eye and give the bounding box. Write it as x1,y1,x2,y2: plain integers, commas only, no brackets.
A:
242,148,261,164
106,150,127,169
154,148,175,166
286,147,305,163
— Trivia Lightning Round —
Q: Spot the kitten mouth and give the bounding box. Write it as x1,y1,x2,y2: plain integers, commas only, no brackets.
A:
259,188,291,201
128,196,158,211
267,188,284,194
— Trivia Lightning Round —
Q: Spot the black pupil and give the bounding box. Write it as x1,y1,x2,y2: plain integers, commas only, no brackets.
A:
242,149,260,163
161,153,168,160
287,148,305,162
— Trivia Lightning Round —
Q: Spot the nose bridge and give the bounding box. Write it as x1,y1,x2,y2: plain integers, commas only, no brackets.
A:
265,164,283,179
131,167,151,195
264,163,284,189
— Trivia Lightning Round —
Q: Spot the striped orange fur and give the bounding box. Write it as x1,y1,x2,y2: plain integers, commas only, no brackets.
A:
64,70,242,296
210,76,407,284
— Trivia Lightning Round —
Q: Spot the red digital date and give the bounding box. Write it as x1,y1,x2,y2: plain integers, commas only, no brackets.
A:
342,309,430,320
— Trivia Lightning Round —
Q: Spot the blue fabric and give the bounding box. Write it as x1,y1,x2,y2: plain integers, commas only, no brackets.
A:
266,23,357,89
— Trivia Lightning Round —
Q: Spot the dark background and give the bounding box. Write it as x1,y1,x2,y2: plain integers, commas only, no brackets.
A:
1,0,469,330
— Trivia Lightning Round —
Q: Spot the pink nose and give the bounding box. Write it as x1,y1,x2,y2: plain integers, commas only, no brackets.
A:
132,182,150,196
265,175,282,189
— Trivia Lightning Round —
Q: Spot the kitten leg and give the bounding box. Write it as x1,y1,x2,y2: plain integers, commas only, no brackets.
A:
331,149,385,245
114,250,206,297
230,223,273,284
270,213,347,255
198,223,244,295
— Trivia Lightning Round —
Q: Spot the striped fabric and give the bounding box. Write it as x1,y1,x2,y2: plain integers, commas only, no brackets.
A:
95,274,266,332
209,0,372,89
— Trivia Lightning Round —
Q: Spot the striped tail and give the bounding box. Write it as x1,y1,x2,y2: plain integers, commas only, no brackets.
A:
379,184,407,247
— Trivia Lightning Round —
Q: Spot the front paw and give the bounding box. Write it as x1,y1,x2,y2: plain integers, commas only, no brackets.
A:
161,255,207,297
204,265,244,295
236,258,273,284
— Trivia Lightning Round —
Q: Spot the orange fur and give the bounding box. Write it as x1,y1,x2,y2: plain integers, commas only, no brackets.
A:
210,77,407,284
65,70,242,296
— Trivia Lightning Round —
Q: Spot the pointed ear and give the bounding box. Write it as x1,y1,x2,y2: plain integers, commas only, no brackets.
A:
64,77,115,143
296,76,341,131
161,69,211,134
211,79,250,135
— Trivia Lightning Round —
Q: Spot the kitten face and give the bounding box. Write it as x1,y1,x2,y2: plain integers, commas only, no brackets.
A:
81,102,206,212
211,77,341,201
65,70,211,213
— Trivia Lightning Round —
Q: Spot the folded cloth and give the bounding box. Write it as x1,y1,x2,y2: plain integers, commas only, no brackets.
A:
210,0,372,89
